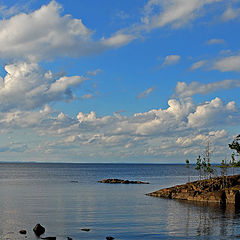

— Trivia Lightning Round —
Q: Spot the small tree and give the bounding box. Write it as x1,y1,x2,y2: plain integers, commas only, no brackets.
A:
220,159,228,188
202,157,208,179
229,135,240,155
202,141,213,179
195,155,202,180
185,159,190,182
231,152,235,175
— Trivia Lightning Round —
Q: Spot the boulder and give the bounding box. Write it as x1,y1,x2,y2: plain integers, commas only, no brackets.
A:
33,223,45,236
106,237,115,240
19,230,27,234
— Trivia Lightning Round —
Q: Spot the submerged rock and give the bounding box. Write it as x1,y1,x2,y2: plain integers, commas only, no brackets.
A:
147,174,240,205
106,237,115,240
33,223,45,236
19,230,27,234
99,179,149,184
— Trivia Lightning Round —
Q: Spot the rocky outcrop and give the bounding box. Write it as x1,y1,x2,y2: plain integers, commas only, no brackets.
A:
147,175,240,205
99,179,149,184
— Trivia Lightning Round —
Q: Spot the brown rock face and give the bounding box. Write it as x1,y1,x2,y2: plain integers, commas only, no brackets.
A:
147,175,240,205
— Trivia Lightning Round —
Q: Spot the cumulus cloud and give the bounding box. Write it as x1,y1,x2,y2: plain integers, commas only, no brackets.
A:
0,62,86,111
206,38,225,45
175,80,240,97
162,55,181,67
137,87,156,99
213,55,240,72
0,1,135,61
0,91,238,160
221,6,240,21
176,130,227,147
188,97,237,127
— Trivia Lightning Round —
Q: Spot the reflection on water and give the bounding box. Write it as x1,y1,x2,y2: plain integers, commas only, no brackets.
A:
0,163,240,239
164,199,240,239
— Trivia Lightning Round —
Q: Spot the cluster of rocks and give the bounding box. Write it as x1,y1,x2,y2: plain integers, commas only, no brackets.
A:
19,223,114,240
98,179,149,184
147,175,240,205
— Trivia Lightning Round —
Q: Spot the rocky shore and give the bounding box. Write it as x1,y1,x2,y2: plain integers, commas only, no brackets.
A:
147,175,240,205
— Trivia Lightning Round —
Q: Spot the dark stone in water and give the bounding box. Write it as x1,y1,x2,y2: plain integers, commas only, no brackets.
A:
106,237,115,240
70,181,78,183
19,230,27,234
99,179,149,184
81,228,90,232
33,223,45,236
67,237,73,240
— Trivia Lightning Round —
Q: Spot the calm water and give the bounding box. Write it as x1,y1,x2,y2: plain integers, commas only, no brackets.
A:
0,163,240,240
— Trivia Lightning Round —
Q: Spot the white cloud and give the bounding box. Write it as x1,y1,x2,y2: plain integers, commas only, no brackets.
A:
221,6,240,21
175,80,240,97
0,91,237,161
137,87,156,99
162,55,181,67
213,55,240,72
0,1,135,61
206,38,225,45
190,60,207,70
188,97,237,127
101,33,136,48
142,0,222,29
176,129,227,147
0,62,86,111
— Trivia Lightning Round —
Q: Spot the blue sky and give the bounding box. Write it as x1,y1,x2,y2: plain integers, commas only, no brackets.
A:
0,0,239,163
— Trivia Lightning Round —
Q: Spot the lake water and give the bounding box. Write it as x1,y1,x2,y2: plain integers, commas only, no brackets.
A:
0,163,240,240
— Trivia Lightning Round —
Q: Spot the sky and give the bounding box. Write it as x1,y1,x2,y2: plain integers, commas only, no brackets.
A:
0,0,239,163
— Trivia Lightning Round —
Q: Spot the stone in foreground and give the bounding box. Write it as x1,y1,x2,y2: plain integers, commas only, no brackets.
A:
99,179,149,184
33,223,45,236
19,230,27,234
147,175,240,205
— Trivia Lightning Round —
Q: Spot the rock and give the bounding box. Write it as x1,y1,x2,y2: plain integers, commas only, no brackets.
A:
147,174,240,205
67,237,73,240
70,181,78,183
106,237,115,240
81,228,90,232
40,237,56,240
19,230,27,234
33,223,45,236
98,179,149,184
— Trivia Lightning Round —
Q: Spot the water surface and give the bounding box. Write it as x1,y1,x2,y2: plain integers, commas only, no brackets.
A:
0,163,240,240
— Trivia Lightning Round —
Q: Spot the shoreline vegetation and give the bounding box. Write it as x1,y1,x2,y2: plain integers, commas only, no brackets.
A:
147,134,240,206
